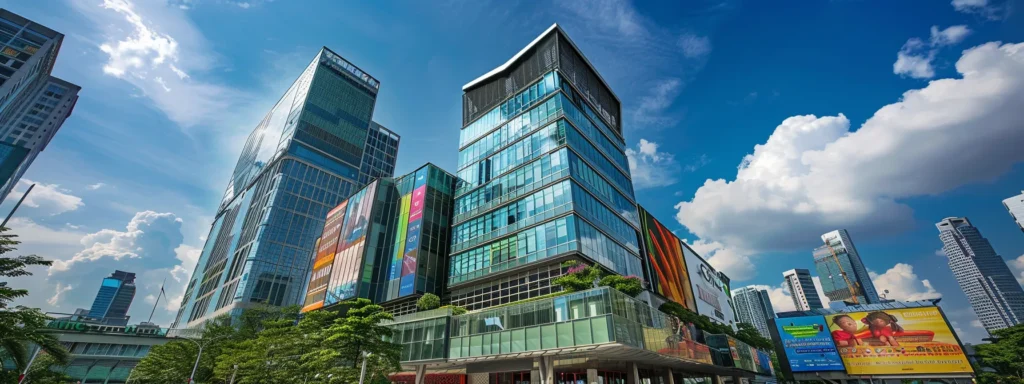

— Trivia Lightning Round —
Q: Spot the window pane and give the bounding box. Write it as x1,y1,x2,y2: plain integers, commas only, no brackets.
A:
542,324,557,349
557,322,574,347
526,327,541,351
574,319,593,345
592,317,611,344
511,329,526,352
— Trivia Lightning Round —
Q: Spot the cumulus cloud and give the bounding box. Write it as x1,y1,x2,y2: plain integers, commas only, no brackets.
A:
47,283,73,307
686,239,755,281
745,280,830,314
75,0,250,128
894,25,971,79
626,139,680,189
51,211,183,273
676,42,1024,280
678,33,712,58
1010,254,1024,284
951,0,1004,19
9,179,84,216
870,263,942,301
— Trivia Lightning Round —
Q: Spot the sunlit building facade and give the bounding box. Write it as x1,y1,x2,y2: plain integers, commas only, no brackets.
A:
448,23,642,312
813,229,880,305
172,47,398,328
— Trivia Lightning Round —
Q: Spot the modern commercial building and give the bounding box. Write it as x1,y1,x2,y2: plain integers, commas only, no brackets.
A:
937,217,1024,332
81,270,137,326
1004,191,1024,233
0,9,80,203
38,315,171,384
733,286,775,340
812,229,880,305
448,23,643,313
172,47,399,329
783,269,823,311
301,163,456,316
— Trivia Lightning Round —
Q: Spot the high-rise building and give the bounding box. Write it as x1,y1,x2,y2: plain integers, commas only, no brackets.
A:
448,24,642,312
0,9,80,203
85,270,136,325
813,229,880,305
301,163,456,316
172,47,399,328
937,217,1024,332
1003,191,1024,234
783,268,823,311
733,286,775,340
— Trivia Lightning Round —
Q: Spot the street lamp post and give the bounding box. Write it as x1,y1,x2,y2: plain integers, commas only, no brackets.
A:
183,334,230,383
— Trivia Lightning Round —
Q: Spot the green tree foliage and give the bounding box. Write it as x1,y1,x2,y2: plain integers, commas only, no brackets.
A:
552,260,602,292
735,322,773,350
658,302,773,353
598,275,644,297
416,293,440,311
440,304,467,315
975,324,1024,381
0,227,70,371
300,299,400,382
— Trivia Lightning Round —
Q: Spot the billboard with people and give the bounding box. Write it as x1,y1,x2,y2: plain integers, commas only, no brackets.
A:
639,207,696,310
826,307,972,375
772,315,845,373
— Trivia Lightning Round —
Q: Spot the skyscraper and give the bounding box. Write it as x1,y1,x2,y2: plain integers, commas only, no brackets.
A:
783,269,823,310
733,286,775,340
448,23,643,311
172,47,399,328
87,270,136,326
937,217,1024,332
813,229,880,305
1003,191,1024,234
0,9,80,203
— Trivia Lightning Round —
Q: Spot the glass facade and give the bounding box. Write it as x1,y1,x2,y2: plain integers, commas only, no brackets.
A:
173,47,399,328
452,28,640,312
87,271,136,325
299,163,456,313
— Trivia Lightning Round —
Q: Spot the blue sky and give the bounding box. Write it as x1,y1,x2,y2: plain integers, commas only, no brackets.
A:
2,0,1022,344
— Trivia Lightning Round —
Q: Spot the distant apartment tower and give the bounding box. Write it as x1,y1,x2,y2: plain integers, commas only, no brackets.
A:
733,286,775,340
172,48,399,328
0,9,80,203
813,229,880,305
86,270,136,326
1004,191,1024,233
937,217,1024,332
783,269,823,310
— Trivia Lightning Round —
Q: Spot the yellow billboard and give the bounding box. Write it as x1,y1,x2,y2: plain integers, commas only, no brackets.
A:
826,307,972,375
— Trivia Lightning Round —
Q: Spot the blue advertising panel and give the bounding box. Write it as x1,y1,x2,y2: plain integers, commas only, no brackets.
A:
775,316,845,372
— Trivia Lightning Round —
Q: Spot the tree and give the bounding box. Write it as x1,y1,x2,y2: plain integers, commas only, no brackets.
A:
0,228,69,371
301,299,400,382
976,324,1024,381
440,304,467,315
214,306,306,384
416,293,440,311
598,275,644,297
735,322,773,350
552,260,602,292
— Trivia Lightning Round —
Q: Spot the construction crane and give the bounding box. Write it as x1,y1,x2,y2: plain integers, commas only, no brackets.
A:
822,240,860,305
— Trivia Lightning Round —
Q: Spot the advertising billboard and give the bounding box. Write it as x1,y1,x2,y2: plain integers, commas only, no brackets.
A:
756,349,774,376
302,201,349,312
773,316,845,373
325,181,377,306
683,244,736,327
826,307,972,375
639,208,696,310
398,169,428,296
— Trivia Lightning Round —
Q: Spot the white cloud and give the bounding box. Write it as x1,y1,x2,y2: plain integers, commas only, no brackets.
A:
970,319,983,328
47,283,73,307
678,33,711,59
930,25,971,46
558,0,644,38
870,263,942,301
87,183,107,190
1009,254,1024,284
626,139,679,189
676,42,1024,279
894,25,971,79
685,239,755,281
745,277,832,316
51,211,183,273
9,179,84,216
6,218,84,246
951,0,1003,19
235,2,251,9
684,154,710,172
76,0,250,128
633,78,683,127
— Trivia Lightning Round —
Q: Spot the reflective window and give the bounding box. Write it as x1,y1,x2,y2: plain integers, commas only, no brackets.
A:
460,72,559,148
450,216,577,284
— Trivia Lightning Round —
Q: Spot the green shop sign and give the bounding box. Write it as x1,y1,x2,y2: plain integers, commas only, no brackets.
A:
45,320,168,337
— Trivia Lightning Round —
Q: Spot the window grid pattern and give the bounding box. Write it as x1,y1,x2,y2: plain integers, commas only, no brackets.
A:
453,180,571,252
460,72,558,148
448,264,564,311
450,215,576,285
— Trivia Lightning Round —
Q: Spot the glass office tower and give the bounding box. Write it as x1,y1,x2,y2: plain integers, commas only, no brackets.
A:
813,229,880,305
172,47,399,328
449,24,642,311
0,9,80,203
301,163,456,316
87,270,137,326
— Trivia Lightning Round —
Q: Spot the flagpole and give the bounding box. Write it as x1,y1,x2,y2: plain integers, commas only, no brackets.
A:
148,279,166,323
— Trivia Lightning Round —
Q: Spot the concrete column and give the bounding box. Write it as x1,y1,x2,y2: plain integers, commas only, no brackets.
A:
536,356,554,384
712,374,725,384
587,368,599,384
414,365,427,384
627,362,640,384
664,369,675,384
732,375,742,384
